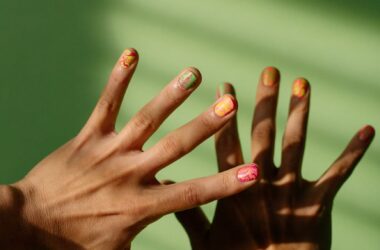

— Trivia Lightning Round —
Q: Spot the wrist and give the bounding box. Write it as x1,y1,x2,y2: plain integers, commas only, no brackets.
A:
0,184,36,248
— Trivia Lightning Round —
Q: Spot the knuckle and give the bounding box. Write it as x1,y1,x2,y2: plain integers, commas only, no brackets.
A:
160,135,184,156
97,98,116,114
183,184,202,206
220,174,232,194
199,114,216,132
131,110,156,132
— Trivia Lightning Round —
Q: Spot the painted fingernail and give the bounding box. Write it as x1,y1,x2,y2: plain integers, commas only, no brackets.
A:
293,78,309,98
359,125,375,141
120,49,137,68
237,164,259,182
177,71,197,90
218,83,235,97
214,94,237,117
261,67,280,87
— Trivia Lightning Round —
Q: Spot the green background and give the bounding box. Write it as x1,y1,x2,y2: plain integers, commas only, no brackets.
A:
0,0,379,249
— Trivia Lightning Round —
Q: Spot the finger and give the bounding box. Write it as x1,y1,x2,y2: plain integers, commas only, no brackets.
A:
175,207,210,249
280,78,310,179
143,94,238,175
119,68,201,149
314,125,375,200
160,180,210,242
155,163,259,215
161,180,211,246
81,49,138,135
215,83,244,171
251,67,280,179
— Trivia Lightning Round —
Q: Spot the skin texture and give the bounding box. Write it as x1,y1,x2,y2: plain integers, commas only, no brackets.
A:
175,67,375,250
0,49,260,250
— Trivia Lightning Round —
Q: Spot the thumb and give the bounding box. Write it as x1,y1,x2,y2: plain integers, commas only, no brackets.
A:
161,180,210,248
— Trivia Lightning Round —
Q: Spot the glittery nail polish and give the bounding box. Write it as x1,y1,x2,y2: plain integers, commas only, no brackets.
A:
120,49,137,68
177,71,197,90
261,67,279,87
359,125,375,141
214,94,237,117
293,78,308,98
237,164,259,182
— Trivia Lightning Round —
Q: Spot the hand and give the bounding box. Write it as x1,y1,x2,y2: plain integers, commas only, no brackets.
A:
175,67,375,250
0,49,259,249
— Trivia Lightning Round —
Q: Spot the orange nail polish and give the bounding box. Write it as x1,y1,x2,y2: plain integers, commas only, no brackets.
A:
214,94,237,117
261,67,280,87
120,49,137,69
237,164,259,182
293,78,308,98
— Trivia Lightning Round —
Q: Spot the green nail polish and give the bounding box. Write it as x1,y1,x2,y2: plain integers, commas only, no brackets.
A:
178,71,197,90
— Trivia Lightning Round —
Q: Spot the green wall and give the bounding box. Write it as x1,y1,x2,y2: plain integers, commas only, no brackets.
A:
0,0,379,249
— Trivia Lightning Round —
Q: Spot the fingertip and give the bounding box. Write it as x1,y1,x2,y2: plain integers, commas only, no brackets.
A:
177,67,202,91
292,77,310,98
186,67,202,83
358,124,376,142
261,66,280,87
120,48,139,69
217,82,236,97
214,94,238,117
236,163,259,183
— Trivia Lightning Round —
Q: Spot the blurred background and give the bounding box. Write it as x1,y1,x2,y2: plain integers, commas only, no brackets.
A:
0,0,379,249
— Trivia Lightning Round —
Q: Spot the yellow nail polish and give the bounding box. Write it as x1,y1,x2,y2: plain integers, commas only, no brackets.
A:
261,67,279,87
293,78,308,98
214,94,237,117
120,49,137,69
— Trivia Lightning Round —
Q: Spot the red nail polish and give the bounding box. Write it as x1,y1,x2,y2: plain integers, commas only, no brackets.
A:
237,164,259,182
359,125,375,141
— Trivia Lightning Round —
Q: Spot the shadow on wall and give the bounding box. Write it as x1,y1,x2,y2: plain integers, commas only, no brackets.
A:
287,0,380,24
0,1,112,183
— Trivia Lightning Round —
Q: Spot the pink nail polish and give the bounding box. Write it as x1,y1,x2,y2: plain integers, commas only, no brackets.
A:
359,125,375,141
237,164,259,182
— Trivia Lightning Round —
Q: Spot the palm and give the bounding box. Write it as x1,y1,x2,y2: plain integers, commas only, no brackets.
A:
175,68,374,250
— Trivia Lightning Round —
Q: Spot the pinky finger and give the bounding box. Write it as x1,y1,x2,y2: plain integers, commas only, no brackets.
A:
314,125,375,200
155,163,259,215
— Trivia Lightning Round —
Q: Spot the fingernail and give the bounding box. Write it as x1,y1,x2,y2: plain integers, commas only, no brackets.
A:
359,125,375,141
214,94,237,117
177,71,197,90
218,83,235,97
237,164,259,182
293,78,309,98
261,67,280,87
120,49,137,68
